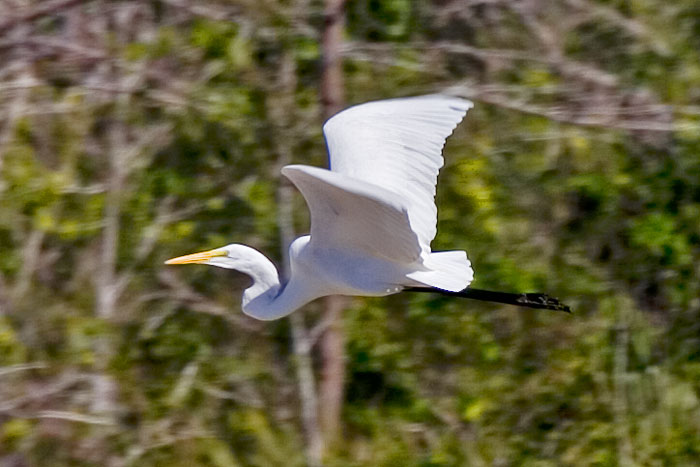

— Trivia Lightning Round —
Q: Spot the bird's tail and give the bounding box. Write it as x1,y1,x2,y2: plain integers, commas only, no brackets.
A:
405,250,473,292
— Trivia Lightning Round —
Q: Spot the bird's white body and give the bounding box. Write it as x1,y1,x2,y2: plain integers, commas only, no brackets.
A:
166,95,475,320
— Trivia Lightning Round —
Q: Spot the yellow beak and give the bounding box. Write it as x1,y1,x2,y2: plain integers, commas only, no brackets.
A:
164,248,227,265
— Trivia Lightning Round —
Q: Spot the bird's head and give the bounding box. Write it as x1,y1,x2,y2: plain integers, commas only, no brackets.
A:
165,244,251,270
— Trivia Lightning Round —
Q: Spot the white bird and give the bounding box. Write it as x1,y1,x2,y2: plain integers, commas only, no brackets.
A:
166,95,570,319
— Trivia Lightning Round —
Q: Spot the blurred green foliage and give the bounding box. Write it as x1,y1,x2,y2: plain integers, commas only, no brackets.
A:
1,0,700,466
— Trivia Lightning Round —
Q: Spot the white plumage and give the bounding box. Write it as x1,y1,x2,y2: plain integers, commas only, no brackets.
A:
323,95,472,250
166,95,474,320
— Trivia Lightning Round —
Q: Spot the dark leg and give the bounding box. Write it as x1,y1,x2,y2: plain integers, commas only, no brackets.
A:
404,287,571,313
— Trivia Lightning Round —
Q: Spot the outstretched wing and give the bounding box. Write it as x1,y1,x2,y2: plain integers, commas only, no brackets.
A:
322,95,472,250
281,165,422,263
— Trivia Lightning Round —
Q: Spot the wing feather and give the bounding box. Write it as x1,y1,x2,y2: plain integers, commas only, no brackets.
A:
281,165,422,263
322,95,472,250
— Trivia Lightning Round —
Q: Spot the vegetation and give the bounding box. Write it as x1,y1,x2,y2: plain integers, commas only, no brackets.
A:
1,0,700,465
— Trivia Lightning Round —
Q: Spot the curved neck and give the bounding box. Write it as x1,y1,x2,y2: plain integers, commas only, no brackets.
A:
231,246,317,321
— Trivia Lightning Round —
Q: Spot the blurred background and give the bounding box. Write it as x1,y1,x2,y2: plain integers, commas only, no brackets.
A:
2,0,700,465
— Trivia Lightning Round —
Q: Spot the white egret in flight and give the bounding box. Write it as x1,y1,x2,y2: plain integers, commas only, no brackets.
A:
166,95,570,320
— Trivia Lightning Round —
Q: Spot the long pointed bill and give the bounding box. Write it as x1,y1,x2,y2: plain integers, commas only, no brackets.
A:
164,248,227,265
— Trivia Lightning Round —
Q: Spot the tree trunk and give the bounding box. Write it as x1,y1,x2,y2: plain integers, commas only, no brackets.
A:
318,295,346,445
273,54,324,467
92,113,124,417
320,0,346,116
319,0,347,448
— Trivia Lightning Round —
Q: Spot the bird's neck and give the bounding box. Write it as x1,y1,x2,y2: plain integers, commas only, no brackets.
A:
238,246,317,321
236,249,281,313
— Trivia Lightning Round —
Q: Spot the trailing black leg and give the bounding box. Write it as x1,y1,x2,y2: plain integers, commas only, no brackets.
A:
404,287,571,313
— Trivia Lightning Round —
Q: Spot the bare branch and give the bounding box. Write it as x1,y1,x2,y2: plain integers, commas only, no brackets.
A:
168,360,199,406
0,0,90,33
200,383,264,408
0,362,48,377
159,0,240,21
343,41,547,64
563,0,670,56
338,40,683,133
452,83,686,132
0,37,106,59
125,430,215,465
342,41,620,88
0,372,86,413
60,183,107,195
13,229,45,300
34,410,116,426
0,71,33,192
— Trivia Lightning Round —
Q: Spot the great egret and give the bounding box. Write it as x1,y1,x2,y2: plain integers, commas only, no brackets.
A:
166,95,570,320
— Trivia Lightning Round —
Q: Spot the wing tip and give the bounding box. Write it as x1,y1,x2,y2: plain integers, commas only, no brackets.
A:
280,164,298,178
281,164,319,184
322,95,474,130
420,93,474,111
